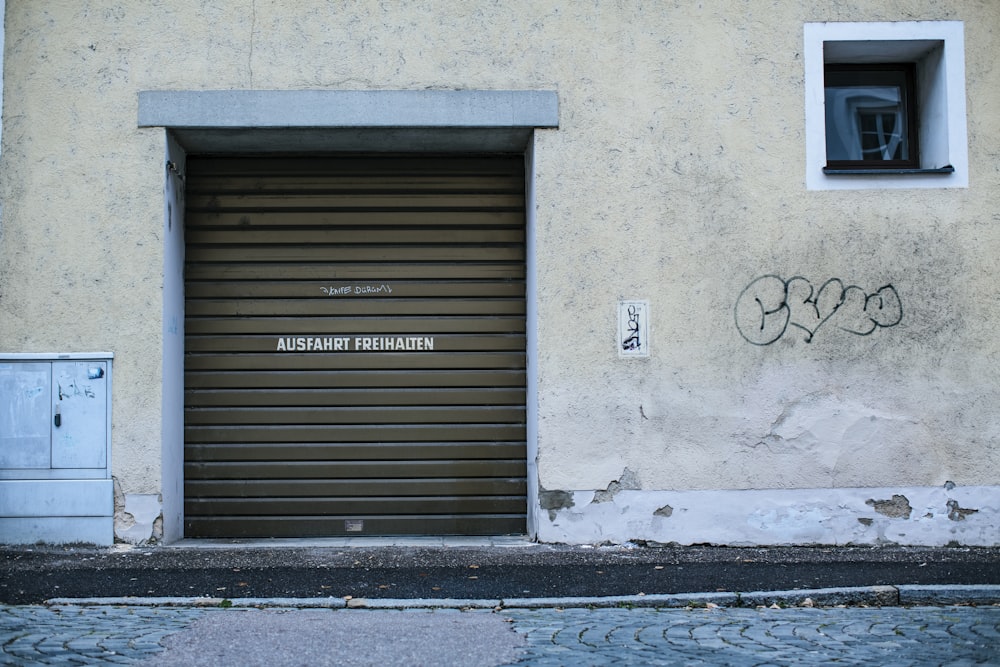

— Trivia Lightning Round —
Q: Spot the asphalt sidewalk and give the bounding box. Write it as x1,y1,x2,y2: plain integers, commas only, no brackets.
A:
3,540,999,606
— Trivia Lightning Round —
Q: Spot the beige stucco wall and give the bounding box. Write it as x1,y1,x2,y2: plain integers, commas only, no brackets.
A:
1,1,998,540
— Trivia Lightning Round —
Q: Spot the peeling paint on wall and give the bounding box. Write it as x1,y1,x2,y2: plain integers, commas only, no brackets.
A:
866,495,912,519
537,486,999,547
539,488,574,521
654,505,673,518
539,488,574,510
592,468,641,504
113,480,163,544
947,499,978,521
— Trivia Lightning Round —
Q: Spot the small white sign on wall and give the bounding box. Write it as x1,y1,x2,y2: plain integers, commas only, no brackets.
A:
618,300,650,358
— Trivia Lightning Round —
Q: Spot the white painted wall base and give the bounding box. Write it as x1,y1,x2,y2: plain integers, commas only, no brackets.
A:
536,485,999,547
0,479,114,545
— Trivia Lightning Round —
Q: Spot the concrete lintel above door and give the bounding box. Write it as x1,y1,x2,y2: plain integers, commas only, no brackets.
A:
138,90,559,153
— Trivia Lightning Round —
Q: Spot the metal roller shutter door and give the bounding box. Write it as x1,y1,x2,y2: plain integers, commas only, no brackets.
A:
183,155,527,537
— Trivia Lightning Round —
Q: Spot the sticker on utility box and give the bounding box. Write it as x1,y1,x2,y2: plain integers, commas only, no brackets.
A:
618,300,650,358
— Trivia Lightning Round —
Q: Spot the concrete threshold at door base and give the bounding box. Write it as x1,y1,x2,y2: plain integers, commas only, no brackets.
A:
44,584,1000,610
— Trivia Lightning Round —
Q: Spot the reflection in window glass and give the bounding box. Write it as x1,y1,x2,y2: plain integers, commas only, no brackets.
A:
826,87,906,161
824,66,917,168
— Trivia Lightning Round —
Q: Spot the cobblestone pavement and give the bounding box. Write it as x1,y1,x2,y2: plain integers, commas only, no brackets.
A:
503,606,1000,666
2,604,998,666
0,605,209,665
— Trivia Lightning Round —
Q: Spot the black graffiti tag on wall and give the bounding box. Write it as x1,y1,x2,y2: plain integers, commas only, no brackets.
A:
735,275,903,345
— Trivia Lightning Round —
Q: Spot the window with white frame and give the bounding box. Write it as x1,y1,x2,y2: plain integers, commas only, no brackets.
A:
804,21,968,190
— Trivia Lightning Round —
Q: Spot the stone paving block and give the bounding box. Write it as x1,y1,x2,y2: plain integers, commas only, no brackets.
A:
714,621,760,650
735,620,783,649
970,620,1000,642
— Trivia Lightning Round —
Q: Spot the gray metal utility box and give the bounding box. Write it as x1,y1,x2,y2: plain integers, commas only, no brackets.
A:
0,354,113,545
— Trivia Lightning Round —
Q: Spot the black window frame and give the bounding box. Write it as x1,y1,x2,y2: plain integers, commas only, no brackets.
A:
823,62,920,171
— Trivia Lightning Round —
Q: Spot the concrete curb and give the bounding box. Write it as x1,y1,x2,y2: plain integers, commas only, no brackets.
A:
499,592,740,609
738,586,900,608
897,584,1000,606
44,585,1000,610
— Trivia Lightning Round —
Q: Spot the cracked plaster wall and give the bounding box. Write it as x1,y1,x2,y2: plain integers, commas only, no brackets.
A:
0,2,998,543
537,484,1000,547
112,478,162,544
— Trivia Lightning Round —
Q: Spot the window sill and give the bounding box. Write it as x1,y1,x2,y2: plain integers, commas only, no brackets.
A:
822,166,955,175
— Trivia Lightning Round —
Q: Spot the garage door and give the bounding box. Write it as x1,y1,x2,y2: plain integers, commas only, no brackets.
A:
183,155,527,537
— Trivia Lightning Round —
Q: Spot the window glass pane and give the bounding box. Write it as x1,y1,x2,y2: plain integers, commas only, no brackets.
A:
824,67,913,165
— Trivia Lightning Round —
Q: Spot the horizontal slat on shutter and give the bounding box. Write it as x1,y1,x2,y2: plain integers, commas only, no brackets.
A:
185,406,526,425
184,318,526,336
187,441,527,461
185,246,524,263
186,460,526,480
187,192,524,210
186,478,527,497
184,516,527,538
189,174,521,191
184,154,527,538
186,281,525,300
185,263,525,281
185,298,525,316
185,370,527,389
185,353,525,371
186,497,528,516
186,424,527,444
186,228,524,245
186,388,526,407
186,211,523,228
